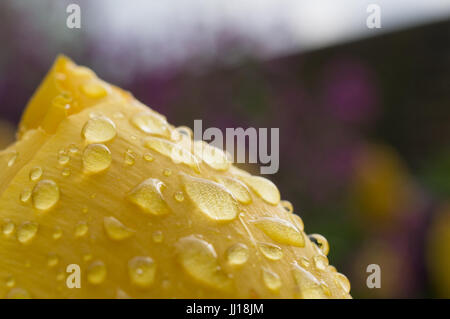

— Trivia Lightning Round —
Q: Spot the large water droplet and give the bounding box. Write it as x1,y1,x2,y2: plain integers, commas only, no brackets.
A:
183,175,238,222
128,256,157,288
216,176,252,204
313,255,329,270
82,144,112,173
237,174,280,205
127,178,171,215
262,268,282,292
103,216,134,240
176,235,231,291
292,262,327,299
144,137,199,172
17,222,39,244
31,179,60,211
87,261,107,284
193,140,230,171
309,234,330,256
258,243,283,260
130,112,170,137
226,243,249,266
82,116,116,143
253,217,304,247
29,167,43,181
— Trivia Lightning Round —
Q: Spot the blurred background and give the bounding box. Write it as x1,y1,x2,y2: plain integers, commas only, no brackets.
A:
0,0,449,298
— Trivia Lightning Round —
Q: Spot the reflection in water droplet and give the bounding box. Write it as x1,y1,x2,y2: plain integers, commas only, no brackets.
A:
127,178,171,215
128,256,157,288
82,144,112,173
82,116,116,143
87,260,107,285
258,243,283,260
183,175,238,222
58,151,70,165
103,216,134,241
309,234,330,256
32,179,60,211
253,217,304,247
61,168,71,177
280,200,293,213
176,235,231,291
17,222,39,244
226,243,249,266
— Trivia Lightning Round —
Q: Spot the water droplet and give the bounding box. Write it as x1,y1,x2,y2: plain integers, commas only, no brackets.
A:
6,287,31,299
262,268,282,292
5,276,15,288
83,254,93,262
82,116,116,143
176,235,231,291
2,220,15,237
321,282,332,297
237,174,280,205
130,112,170,137
216,176,252,204
309,234,330,256
173,191,185,202
32,179,60,211
280,200,293,213
124,149,136,166
87,260,107,285
193,141,230,171
29,167,43,181
80,82,107,99
291,214,304,231
292,262,327,299
144,137,199,172
143,153,154,162
334,272,351,294
82,144,112,173
253,217,304,247
226,243,249,266
20,188,32,203
7,151,17,167
74,222,89,238
175,126,193,139
103,216,134,241
17,222,39,244
52,227,63,240
68,144,79,154
163,168,172,177
152,231,164,243
313,255,329,270
299,256,310,268
128,256,157,288
58,151,70,165
47,254,59,267
61,168,71,177
183,175,238,222
127,178,171,216
258,242,283,261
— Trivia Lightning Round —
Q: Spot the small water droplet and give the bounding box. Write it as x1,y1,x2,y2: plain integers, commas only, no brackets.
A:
82,116,116,143
176,235,231,291
7,151,17,167
83,254,93,262
2,220,15,237
124,149,136,166
52,227,63,240
262,268,282,292
103,216,134,241
68,144,79,154
183,174,238,222
162,168,172,177
237,174,280,205
20,188,32,203
309,234,330,256
74,222,89,238
47,254,59,267
80,82,107,99
334,272,351,294
173,191,185,202
258,243,283,260
82,144,112,173
253,217,304,247
280,200,293,213
299,256,310,268
17,222,39,244
216,176,252,204
226,243,249,266
87,260,107,285
128,256,156,288
127,178,171,216
58,151,70,165
32,179,60,211
313,255,329,270
5,276,15,288
143,153,154,162
29,167,43,181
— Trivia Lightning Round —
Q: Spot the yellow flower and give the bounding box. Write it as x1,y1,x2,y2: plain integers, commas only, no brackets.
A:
0,56,350,299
